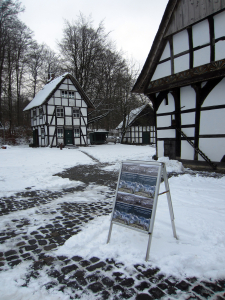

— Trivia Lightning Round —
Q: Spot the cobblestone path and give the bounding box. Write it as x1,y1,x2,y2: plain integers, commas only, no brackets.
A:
0,161,224,299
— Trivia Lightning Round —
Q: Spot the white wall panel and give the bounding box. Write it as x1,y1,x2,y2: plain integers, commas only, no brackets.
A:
181,127,195,137
60,84,67,89
202,78,225,107
55,98,61,106
62,99,68,106
82,101,87,108
65,117,72,125
80,108,87,116
69,85,76,91
76,93,81,100
49,126,55,135
69,99,75,106
192,20,210,47
181,112,195,125
65,107,71,115
151,61,171,81
57,118,64,125
157,115,171,127
181,140,194,160
54,90,60,97
160,41,170,61
193,46,210,67
74,119,80,126
157,129,175,139
173,30,189,55
174,54,189,73
47,106,54,114
76,100,81,107
198,138,225,162
200,109,225,135
48,98,54,105
180,86,196,110
215,40,225,61
214,11,225,39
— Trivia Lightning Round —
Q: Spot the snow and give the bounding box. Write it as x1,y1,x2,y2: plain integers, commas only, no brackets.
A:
116,104,149,129
23,73,69,111
0,143,225,299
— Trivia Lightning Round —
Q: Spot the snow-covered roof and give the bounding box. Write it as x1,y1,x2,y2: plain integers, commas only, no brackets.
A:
23,73,94,111
116,104,149,129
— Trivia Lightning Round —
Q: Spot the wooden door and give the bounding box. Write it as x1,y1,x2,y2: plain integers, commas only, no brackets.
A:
142,132,150,144
64,129,73,145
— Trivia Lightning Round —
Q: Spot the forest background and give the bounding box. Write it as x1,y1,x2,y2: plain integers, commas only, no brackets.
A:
0,0,148,144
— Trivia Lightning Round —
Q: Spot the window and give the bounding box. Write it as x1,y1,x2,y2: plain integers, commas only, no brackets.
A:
62,90,74,98
74,128,80,137
39,107,43,119
73,108,80,118
56,107,64,117
69,91,74,98
61,90,67,98
57,128,64,138
41,128,45,138
33,109,36,120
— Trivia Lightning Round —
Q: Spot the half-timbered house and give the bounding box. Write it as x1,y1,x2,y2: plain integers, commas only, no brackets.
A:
116,104,156,144
132,0,225,168
23,73,94,147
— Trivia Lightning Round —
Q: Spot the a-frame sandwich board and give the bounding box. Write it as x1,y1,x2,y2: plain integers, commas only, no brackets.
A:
107,160,177,261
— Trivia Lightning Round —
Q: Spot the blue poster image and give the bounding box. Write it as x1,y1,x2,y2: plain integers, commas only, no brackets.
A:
112,163,159,232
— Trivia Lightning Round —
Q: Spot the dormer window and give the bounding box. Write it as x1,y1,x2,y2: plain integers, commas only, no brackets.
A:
56,107,64,117
39,107,43,119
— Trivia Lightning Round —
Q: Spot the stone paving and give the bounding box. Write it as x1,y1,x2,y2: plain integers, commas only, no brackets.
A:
0,159,225,299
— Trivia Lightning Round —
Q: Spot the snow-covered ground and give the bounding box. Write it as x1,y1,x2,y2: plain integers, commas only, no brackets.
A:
0,144,225,299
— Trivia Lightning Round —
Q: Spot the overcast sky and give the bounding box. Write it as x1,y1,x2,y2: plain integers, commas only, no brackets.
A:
19,0,168,69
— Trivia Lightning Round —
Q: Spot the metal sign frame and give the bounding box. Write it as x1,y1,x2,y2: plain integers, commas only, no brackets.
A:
107,160,177,261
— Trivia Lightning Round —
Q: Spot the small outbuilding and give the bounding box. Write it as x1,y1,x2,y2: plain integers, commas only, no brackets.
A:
116,103,155,144
89,131,109,145
23,73,94,147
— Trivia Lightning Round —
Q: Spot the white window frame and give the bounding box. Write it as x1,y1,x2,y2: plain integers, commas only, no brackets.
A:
74,127,80,137
57,128,64,138
61,90,68,98
69,91,75,98
56,107,64,117
73,108,80,118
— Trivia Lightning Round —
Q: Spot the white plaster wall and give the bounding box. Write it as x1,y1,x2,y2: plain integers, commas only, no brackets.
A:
180,86,196,110
60,84,67,90
75,138,80,145
76,100,81,107
48,98,54,105
192,19,210,47
81,118,85,126
69,99,75,106
181,140,195,160
54,90,60,97
76,93,82,100
157,129,175,139
82,101,87,108
215,40,225,61
200,109,225,135
181,127,195,137
174,54,189,73
151,61,171,81
157,115,171,127
160,41,170,61
62,99,68,106
82,127,87,135
65,107,71,115
47,106,54,115
198,138,225,162
69,85,76,91
67,79,73,85
49,126,55,135
65,117,72,125
214,10,225,39
55,98,61,106
181,112,195,125
80,108,87,116
57,118,64,126
74,119,80,126
193,46,210,67
157,141,164,157
202,78,225,107
157,93,175,114
173,29,189,55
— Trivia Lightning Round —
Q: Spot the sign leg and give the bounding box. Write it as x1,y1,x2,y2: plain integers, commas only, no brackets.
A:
145,233,153,261
162,165,178,239
107,222,113,244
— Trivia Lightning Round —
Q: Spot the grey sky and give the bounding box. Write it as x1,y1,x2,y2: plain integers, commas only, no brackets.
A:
19,0,168,68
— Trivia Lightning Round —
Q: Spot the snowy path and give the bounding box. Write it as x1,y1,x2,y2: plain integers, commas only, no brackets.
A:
0,144,225,299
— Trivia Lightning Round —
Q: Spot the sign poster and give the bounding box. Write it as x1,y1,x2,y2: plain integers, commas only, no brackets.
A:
112,162,159,232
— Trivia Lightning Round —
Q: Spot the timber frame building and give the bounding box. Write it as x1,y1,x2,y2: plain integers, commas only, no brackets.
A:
24,73,94,147
116,104,156,145
133,0,225,167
